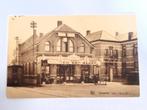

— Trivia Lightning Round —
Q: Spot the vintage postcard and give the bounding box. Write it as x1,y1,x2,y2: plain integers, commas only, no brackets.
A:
7,15,139,98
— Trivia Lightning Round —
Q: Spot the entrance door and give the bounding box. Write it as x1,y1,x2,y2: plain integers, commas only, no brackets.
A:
109,67,113,82
58,65,75,82
105,63,114,82
81,65,90,83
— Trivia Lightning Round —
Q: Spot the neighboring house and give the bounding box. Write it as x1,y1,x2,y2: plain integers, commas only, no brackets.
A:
85,30,138,81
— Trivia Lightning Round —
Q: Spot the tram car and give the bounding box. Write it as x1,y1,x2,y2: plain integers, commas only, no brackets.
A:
7,65,24,86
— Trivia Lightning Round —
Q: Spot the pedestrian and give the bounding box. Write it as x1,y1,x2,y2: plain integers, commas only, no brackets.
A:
93,74,98,85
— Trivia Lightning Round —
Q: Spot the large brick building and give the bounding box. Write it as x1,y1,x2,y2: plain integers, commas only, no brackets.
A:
18,21,138,84
19,21,98,84
85,30,138,82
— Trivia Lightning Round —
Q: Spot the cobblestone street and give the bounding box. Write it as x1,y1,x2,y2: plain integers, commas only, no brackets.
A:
7,82,139,98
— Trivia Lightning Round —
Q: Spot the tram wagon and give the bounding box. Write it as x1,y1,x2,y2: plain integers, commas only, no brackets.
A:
7,65,23,86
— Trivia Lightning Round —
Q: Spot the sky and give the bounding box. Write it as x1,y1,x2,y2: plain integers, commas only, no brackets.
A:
8,15,137,64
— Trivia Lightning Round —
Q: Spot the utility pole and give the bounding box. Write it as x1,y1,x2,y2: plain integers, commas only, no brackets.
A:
30,21,37,74
15,36,19,65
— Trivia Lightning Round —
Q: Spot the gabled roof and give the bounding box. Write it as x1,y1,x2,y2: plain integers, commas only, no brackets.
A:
85,30,117,42
21,24,78,44
36,23,94,48
53,24,77,33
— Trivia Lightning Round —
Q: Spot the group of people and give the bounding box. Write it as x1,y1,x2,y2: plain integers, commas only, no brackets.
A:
39,72,107,85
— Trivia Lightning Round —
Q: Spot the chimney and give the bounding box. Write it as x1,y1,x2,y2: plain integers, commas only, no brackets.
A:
86,30,91,35
39,33,43,37
57,20,62,27
128,32,133,40
115,32,119,36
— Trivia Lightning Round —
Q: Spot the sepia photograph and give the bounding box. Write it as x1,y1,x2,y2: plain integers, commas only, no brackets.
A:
7,15,139,98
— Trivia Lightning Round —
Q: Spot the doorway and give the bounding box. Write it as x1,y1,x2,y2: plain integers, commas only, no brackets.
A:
105,63,114,82
58,65,75,82
109,67,113,82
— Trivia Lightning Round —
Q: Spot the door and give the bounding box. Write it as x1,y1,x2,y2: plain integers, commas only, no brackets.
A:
109,67,113,82
58,65,75,82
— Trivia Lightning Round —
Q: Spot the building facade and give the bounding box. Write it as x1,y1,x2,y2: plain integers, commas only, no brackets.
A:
19,21,100,84
18,21,138,84
85,31,138,82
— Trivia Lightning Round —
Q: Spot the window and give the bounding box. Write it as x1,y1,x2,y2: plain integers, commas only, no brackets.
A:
133,44,138,56
58,32,66,36
105,49,108,56
62,38,68,52
45,42,50,51
57,39,61,51
134,61,138,71
68,40,74,52
109,46,113,57
67,33,75,37
110,49,113,57
115,50,118,58
122,45,126,57
78,43,85,53
112,49,118,58
56,38,74,52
